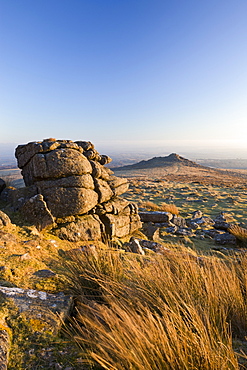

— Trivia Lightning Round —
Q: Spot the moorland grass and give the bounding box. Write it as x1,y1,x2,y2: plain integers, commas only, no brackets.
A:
228,225,247,248
140,200,179,215
65,246,247,369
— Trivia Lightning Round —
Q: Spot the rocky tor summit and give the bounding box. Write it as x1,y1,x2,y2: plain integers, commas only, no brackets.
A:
10,138,142,240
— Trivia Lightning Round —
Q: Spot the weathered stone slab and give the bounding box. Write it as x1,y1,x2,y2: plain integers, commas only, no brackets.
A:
108,176,129,196
139,211,173,223
42,187,98,218
15,139,83,169
90,160,102,178
21,149,92,186
0,287,72,334
36,174,95,190
94,179,113,203
84,148,101,161
112,223,130,238
99,154,112,165
55,214,103,242
97,197,129,215
127,238,145,255
100,166,113,181
15,141,45,168
214,232,237,245
104,214,131,229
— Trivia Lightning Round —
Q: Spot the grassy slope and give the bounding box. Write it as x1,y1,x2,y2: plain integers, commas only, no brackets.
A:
1,166,247,368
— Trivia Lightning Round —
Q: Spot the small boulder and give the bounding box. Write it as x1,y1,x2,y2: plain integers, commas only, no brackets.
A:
128,238,145,255
191,210,203,219
165,225,178,233
143,222,160,240
171,215,187,228
139,211,173,223
213,212,235,230
139,239,170,254
214,232,237,246
176,228,195,237
33,269,57,278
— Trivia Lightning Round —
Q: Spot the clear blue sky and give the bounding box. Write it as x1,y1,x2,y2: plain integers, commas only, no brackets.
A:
0,0,247,156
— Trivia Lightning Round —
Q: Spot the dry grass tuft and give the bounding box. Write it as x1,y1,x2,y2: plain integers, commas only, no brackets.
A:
141,200,179,215
160,203,179,215
228,225,247,248
65,247,247,369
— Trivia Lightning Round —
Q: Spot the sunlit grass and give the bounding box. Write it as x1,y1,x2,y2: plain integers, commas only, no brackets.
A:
228,224,247,248
140,200,179,215
65,246,247,369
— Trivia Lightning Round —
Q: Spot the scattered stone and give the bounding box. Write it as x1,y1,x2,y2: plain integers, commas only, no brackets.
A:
187,216,214,228
175,228,195,237
142,222,160,240
138,239,170,253
191,210,203,219
165,225,178,233
33,269,57,278
204,229,223,239
139,211,173,223
171,215,187,228
214,232,237,246
128,238,145,255
213,212,235,230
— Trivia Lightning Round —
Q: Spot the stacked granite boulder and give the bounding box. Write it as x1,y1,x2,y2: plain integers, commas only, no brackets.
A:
15,138,141,241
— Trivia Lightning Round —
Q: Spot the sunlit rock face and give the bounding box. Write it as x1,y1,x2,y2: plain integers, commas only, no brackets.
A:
15,138,141,240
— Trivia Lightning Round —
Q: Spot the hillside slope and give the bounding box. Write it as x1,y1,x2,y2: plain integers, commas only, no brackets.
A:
113,153,205,171
113,153,247,186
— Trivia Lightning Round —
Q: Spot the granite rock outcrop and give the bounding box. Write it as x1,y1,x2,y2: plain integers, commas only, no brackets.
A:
15,139,141,240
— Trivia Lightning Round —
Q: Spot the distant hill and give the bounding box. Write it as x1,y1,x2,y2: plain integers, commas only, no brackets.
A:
113,153,205,171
